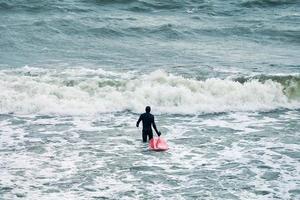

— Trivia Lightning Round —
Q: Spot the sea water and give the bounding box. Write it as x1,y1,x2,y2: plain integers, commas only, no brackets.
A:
0,0,300,199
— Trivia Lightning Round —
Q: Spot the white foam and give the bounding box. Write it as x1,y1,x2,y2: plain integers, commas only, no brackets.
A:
0,67,299,115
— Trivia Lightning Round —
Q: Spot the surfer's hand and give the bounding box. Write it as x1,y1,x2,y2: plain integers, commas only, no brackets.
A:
158,131,161,136
136,123,139,128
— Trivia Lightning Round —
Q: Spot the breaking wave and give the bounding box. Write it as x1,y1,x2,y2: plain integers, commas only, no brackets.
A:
0,67,299,115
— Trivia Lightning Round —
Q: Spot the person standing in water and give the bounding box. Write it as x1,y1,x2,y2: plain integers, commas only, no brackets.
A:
136,106,161,142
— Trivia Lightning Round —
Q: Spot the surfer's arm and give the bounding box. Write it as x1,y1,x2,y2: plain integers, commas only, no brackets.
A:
152,117,159,135
136,115,142,127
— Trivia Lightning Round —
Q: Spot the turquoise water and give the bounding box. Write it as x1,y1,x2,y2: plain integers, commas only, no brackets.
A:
0,0,300,199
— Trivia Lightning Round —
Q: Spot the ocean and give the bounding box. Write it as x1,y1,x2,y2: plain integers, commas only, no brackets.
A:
0,0,300,199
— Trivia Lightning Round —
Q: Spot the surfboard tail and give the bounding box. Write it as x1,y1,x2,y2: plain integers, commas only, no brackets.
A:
149,137,168,151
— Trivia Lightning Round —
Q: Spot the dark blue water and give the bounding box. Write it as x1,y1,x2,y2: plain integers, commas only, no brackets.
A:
1,0,300,199
1,0,300,74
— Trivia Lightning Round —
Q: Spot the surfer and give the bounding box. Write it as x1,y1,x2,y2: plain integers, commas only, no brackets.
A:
136,106,161,142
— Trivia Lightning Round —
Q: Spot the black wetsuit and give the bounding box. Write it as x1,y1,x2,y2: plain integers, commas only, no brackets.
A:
136,112,158,142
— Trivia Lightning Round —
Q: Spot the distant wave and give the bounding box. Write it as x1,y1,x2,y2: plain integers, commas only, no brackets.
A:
129,0,185,11
93,0,188,10
0,1,92,13
125,24,184,39
4,19,298,44
193,26,300,43
241,0,298,7
257,28,300,43
0,0,205,13
1,0,299,44
0,2,12,10
43,20,300,42
0,1,54,12
1,67,299,115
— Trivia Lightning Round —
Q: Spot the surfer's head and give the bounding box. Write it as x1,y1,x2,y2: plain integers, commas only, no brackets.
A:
145,106,151,113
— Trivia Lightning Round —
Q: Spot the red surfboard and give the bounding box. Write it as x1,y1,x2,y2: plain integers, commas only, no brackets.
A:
149,137,169,151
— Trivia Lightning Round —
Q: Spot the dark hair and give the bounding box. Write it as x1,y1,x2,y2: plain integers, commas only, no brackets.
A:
145,106,151,113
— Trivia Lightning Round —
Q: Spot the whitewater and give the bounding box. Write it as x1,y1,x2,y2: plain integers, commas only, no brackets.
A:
1,66,300,200
1,67,299,115
1,0,300,199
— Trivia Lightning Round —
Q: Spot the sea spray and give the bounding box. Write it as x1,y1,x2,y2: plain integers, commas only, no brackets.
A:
1,67,299,115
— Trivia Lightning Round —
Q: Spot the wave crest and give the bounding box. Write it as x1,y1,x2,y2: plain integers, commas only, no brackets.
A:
0,67,299,115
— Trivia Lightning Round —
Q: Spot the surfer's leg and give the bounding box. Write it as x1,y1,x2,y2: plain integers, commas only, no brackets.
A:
142,130,147,142
148,131,153,141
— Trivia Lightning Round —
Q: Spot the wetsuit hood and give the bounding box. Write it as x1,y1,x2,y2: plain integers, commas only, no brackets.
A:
145,106,151,113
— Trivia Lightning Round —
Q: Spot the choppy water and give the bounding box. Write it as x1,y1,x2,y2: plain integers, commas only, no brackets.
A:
1,0,300,199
